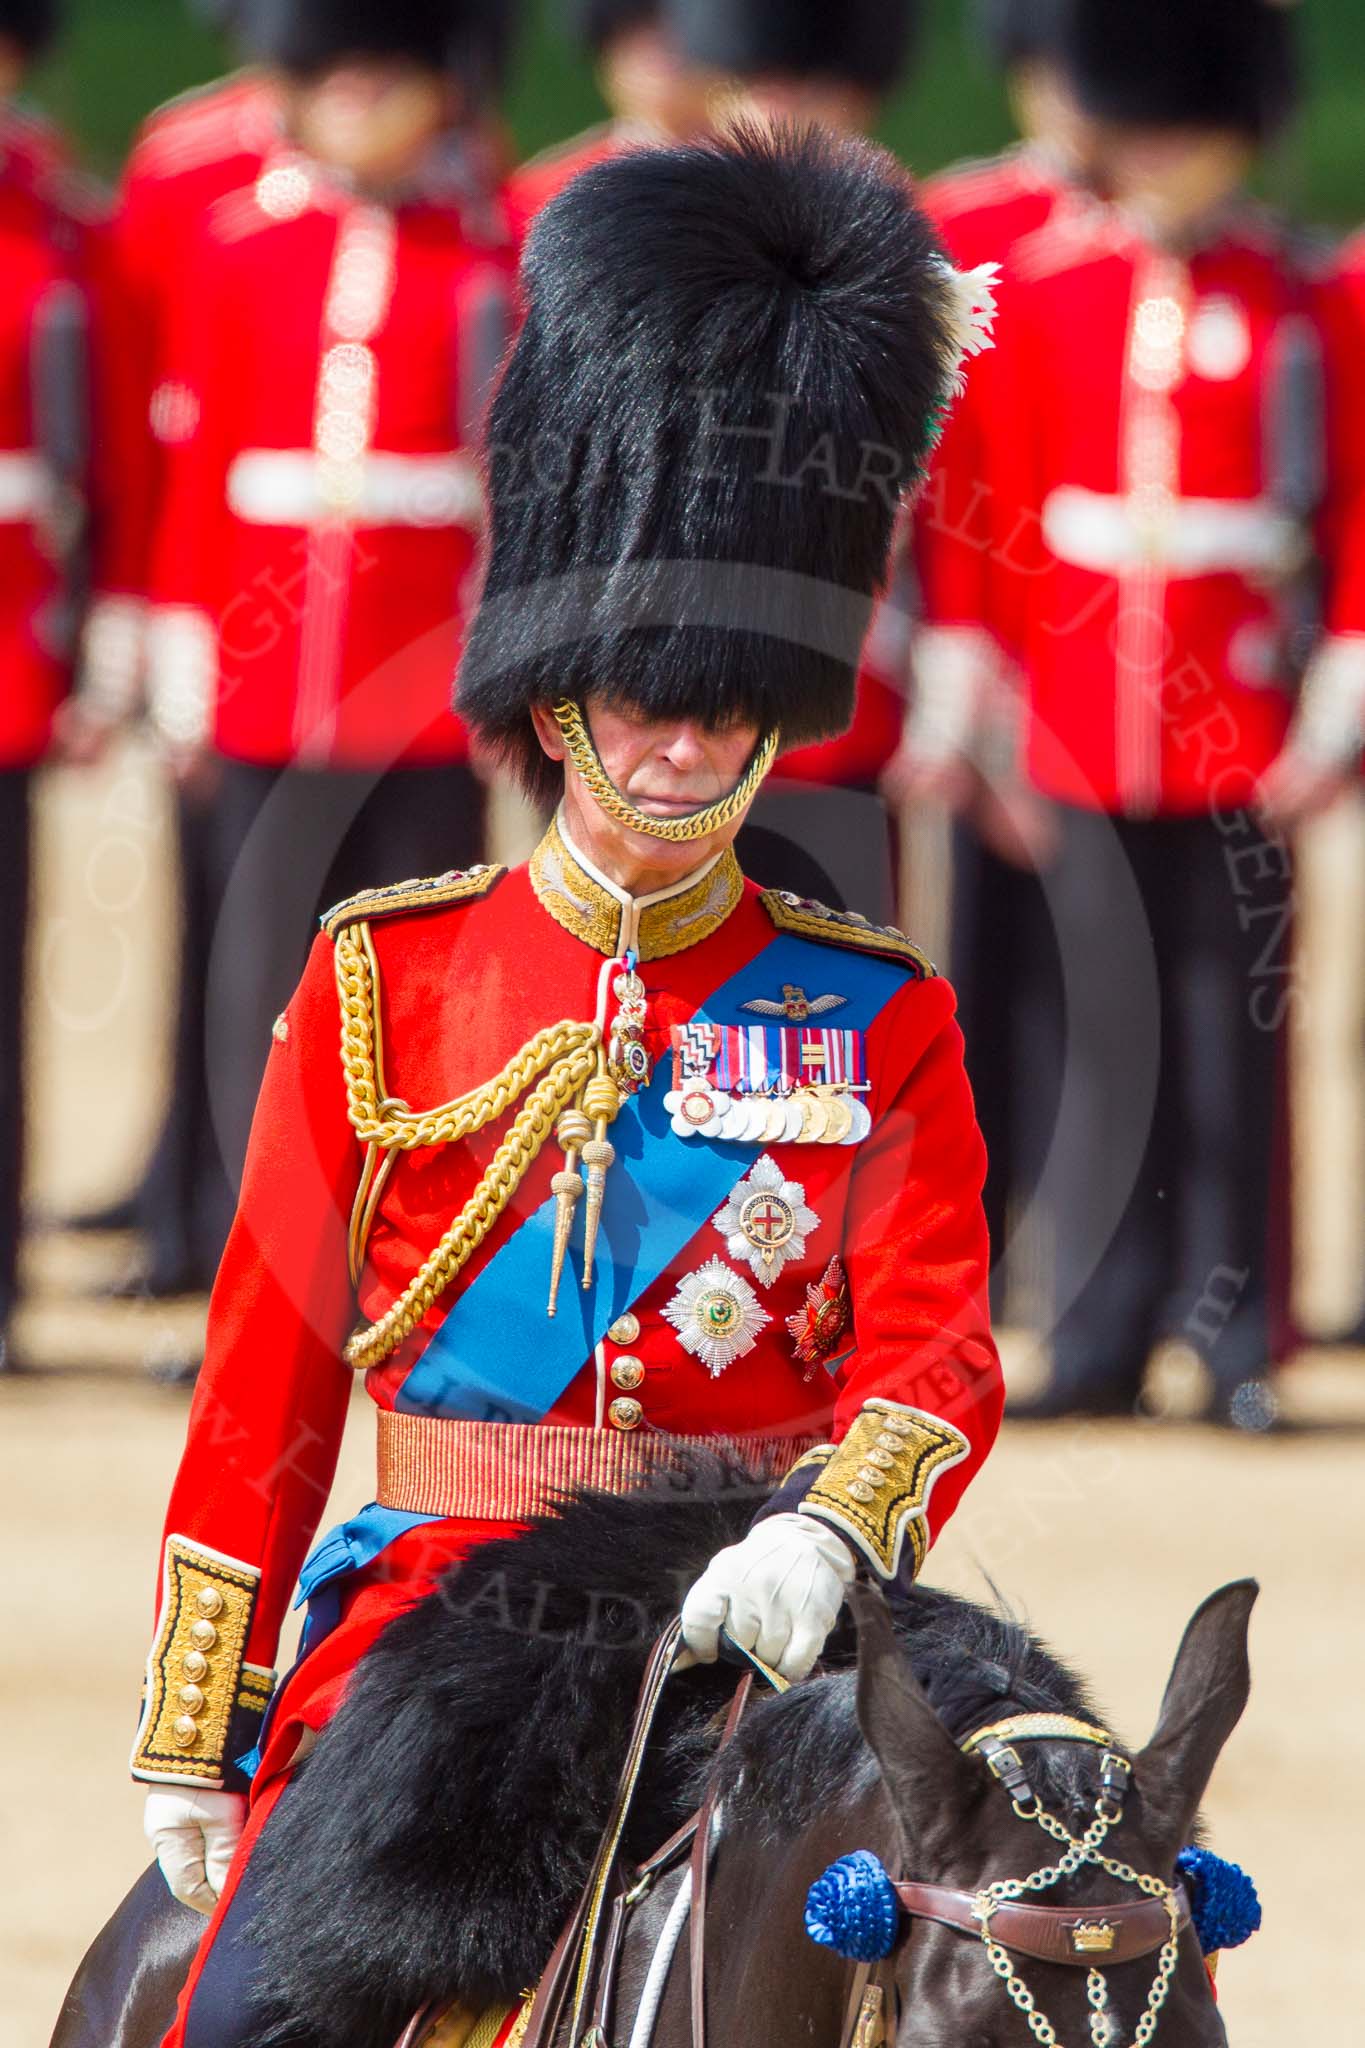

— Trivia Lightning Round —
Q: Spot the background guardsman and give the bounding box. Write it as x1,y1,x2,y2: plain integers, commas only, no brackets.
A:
503,0,714,235
58,1,282,1290
0,0,94,1372
128,126,1003,2043
894,0,1096,1307
986,0,1365,1421
140,0,518,1285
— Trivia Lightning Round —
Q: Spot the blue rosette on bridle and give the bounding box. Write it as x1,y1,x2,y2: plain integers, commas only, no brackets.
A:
805,1850,901,1962
1175,1846,1262,1953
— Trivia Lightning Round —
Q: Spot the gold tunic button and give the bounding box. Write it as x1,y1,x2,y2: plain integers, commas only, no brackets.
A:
608,1396,643,1431
607,1312,641,1347
846,1480,876,1503
610,1355,645,1391
178,1684,206,1714
195,1587,225,1619
857,1466,888,1489
190,1620,218,1652
182,1650,209,1683
171,1715,200,1749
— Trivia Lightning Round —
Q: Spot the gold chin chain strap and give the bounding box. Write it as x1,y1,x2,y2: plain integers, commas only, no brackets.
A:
551,699,780,843
973,1796,1180,2048
335,922,602,1372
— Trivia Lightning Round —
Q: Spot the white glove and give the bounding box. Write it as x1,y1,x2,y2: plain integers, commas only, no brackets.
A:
679,1512,856,1682
144,1787,247,1915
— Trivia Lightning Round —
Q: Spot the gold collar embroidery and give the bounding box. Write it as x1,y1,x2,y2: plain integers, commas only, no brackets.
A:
529,814,744,961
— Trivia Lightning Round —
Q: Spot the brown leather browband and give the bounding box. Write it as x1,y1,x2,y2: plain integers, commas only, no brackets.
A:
892,1880,1191,1967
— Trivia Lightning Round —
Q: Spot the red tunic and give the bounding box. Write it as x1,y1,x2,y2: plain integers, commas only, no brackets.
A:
912,147,1074,748
133,827,1002,1787
81,72,282,716
990,201,1345,814
144,145,516,769
0,167,93,765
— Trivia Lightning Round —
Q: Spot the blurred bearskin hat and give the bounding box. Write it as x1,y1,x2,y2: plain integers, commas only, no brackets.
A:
458,126,972,802
563,0,657,57
0,0,59,57
246,0,514,87
671,0,919,93
1065,0,1299,140
975,0,1068,69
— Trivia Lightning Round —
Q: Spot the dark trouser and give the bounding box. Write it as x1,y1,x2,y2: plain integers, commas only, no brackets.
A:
132,785,228,1280
737,781,898,925
947,821,1061,1317
0,769,30,1333
180,1806,280,2048
1040,805,1289,1404
202,759,486,1256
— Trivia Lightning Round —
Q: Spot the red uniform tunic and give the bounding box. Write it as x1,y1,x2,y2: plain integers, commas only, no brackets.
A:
145,144,515,770
912,146,1074,755
0,163,93,765
991,201,1346,814
81,71,282,718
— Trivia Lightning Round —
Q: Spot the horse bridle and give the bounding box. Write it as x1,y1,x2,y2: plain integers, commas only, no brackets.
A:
832,1713,1192,2048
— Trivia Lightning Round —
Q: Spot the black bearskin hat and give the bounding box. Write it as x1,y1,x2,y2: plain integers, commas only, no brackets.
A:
246,0,510,82
0,0,59,57
974,0,1068,70
1064,0,1299,140
458,126,970,802
672,0,919,94
563,0,657,58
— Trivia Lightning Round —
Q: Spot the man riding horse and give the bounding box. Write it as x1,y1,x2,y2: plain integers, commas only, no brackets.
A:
128,108,1004,2047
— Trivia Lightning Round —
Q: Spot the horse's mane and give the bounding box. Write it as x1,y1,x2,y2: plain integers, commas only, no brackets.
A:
245,1455,1104,2048
706,1583,1105,1838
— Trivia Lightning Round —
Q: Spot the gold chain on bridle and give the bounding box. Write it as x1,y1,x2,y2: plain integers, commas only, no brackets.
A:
334,921,601,1370
551,699,780,844
972,1797,1181,2048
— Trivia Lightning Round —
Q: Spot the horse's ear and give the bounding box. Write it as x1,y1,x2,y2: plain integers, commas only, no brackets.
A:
852,1583,981,1856
1135,1580,1258,1855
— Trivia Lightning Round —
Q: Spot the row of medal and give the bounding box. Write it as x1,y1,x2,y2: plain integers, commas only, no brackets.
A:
664,1020,872,1146
664,1079,871,1144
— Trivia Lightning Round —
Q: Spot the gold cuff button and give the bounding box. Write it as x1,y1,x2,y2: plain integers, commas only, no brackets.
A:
610,1355,645,1391
607,1312,641,1347
182,1650,209,1683
195,1587,225,1619
190,1620,218,1652
178,1684,206,1713
171,1715,200,1749
846,1480,876,1503
608,1395,643,1431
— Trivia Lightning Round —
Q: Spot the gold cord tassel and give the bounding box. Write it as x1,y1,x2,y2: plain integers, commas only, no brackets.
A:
547,1107,592,1317
579,1067,622,1290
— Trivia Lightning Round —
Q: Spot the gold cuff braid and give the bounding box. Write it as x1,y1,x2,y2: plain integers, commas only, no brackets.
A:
798,1399,970,1578
335,922,602,1370
551,699,779,843
132,1537,273,1786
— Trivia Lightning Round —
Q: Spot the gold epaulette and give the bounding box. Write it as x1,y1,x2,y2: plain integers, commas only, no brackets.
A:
321,863,505,940
759,890,937,977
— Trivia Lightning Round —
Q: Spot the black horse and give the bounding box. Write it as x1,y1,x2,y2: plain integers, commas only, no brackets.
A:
53,1462,1253,2048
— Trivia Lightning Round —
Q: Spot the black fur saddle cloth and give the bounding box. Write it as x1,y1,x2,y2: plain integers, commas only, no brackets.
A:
245,1457,775,2048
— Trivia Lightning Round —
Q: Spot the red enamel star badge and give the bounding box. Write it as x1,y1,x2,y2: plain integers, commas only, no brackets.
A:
786,1255,852,1377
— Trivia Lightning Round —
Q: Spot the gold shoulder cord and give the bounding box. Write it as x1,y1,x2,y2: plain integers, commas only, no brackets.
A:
334,921,601,1372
